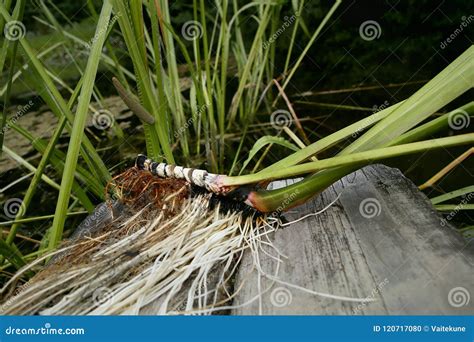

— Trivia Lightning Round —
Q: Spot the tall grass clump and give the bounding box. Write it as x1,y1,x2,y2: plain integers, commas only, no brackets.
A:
0,0,472,314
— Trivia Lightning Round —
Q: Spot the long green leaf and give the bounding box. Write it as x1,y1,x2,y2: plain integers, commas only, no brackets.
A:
250,46,474,212
111,0,173,162
431,186,474,205
48,1,113,250
241,136,299,173
224,134,474,186
0,239,26,269
0,3,111,186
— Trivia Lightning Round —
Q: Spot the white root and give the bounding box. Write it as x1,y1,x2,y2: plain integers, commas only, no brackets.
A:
1,190,371,315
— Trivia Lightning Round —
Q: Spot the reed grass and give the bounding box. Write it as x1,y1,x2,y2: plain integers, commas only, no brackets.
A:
0,0,472,296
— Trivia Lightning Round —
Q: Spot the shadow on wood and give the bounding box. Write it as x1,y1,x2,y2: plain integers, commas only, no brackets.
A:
232,164,473,315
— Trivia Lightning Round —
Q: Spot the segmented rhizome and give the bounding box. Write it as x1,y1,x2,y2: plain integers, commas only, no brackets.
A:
0,159,273,315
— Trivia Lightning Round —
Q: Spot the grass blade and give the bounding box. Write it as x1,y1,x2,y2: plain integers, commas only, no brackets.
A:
48,0,113,250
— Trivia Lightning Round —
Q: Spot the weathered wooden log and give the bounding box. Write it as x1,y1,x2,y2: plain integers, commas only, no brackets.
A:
232,164,473,315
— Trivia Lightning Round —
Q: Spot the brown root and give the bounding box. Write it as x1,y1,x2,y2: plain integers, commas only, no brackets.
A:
106,167,191,218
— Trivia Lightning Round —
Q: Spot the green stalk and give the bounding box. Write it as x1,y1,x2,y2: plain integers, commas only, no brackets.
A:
345,46,473,153
430,185,474,205
435,204,474,211
0,0,24,156
48,1,113,251
147,0,169,142
0,0,17,75
223,134,474,186
283,0,305,75
206,0,221,170
249,46,474,212
4,118,67,246
227,4,272,123
0,3,111,186
111,0,173,162
389,102,474,146
33,16,136,81
261,102,401,173
0,0,12,31
0,39,17,157
0,211,88,227
0,112,87,267
155,0,186,160
278,0,342,98
9,122,103,199
0,239,26,269
102,40,129,90
2,146,63,191
0,42,64,97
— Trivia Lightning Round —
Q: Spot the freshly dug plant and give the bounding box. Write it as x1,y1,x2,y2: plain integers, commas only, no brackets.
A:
0,0,472,315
